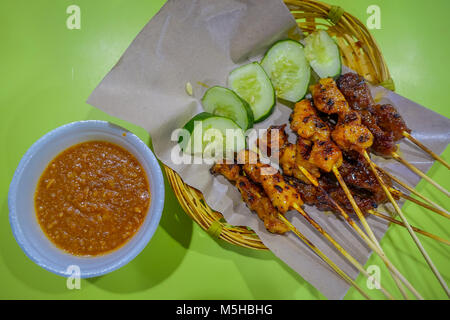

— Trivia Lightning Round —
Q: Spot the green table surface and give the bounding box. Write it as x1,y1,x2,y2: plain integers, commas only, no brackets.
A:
1,0,449,300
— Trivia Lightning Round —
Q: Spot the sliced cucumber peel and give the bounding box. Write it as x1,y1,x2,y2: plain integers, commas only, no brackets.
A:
202,86,254,130
179,112,246,158
304,30,341,79
228,62,276,123
261,40,311,103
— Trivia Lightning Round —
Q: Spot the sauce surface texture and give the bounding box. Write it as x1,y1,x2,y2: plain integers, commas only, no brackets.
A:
35,141,150,256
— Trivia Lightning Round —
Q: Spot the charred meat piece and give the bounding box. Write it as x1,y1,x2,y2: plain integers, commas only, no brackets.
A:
309,140,343,172
257,124,289,157
285,176,336,212
279,140,321,184
371,104,411,142
331,119,374,153
290,99,330,141
359,109,397,156
339,152,395,203
310,78,350,117
286,175,377,217
337,73,397,155
337,73,411,147
210,163,289,234
336,73,374,111
309,78,374,153
238,150,304,213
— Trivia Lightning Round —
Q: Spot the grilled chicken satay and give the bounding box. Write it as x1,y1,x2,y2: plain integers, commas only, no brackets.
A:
257,124,321,184
287,97,396,211
289,99,343,172
210,163,289,234
257,124,289,158
280,138,321,183
310,78,374,154
336,73,411,154
237,150,304,213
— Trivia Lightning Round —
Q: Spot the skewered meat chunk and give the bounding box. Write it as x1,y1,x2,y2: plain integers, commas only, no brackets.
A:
309,140,343,172
331,121,373,153
257,124,289,157
336,73,374,111
330,109,375,154
279,140,321,184
327,187,378,216
290,99,330,141
371,104,411,142
337,73,410,150
309,78,374,153
358,109,396,156
280,143,308,183
339,151,397,203
210,163,241,181
285,176,336,212
310,78,350,117
289,99,343,171
336,73,397,156
296,138,322,178
210,163,289,234
238,150,304,213
286,175,377,217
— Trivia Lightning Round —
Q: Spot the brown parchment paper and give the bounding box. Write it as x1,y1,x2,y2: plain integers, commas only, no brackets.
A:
87,0,450,299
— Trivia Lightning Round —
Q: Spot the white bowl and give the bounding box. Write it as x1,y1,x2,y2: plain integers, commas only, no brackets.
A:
8,120,164,278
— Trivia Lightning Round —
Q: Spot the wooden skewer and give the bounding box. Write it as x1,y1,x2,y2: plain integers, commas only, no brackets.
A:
331,166,414,299
403,131,450,170
298,165,421,299
392,152,450,198
332,166,384,248
291,203,395,300
368,210,450,246
277,214,372,300
252,185,373,299
375,166,450,218
363,151,450,298
390,189,450,219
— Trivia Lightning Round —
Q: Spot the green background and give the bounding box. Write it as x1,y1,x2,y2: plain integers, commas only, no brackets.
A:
1,0,449,300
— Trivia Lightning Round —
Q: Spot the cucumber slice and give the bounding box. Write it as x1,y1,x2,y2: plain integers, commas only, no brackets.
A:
202,86,254,130
179,112,246,157
228,62,275,123
304,30,341,78
261,40,311,102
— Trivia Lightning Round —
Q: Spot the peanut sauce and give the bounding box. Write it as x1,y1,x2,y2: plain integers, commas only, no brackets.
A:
35,141,150,256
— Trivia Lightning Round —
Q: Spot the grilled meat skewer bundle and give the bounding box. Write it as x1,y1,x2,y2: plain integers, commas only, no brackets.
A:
336,73,411,156
210,163,289,234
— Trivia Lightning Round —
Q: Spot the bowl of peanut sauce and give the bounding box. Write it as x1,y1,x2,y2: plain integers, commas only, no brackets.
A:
8,120,165,278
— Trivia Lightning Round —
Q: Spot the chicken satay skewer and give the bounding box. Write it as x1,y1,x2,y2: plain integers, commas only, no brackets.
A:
336,74,450,196
211,163,373,299
311,77,450,297
265,125,441,298
290,99,394,257
288,99,413,298
402,131,450,170
238,151,396,300
309,79,449,298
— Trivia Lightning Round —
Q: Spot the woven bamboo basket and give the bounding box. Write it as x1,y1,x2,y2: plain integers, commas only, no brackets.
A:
164,0,394,250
